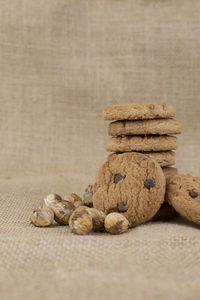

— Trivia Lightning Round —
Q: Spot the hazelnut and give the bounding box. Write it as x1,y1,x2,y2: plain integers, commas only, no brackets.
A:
63,193,83,208
83,185,93,207
104,213,129,234
51,201,75,225
31,207,54,227
40,193,62,208
86,208,106,232
69,206,93,235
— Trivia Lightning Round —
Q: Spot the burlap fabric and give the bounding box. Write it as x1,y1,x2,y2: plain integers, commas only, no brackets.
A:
0,1,200,299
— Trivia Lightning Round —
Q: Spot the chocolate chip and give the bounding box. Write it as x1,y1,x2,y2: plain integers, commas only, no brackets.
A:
118,202,127,212
114,173,126,184
189,190,198,198
144,178,155,189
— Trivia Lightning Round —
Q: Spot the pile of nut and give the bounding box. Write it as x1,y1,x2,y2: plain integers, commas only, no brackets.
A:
31,185,129,235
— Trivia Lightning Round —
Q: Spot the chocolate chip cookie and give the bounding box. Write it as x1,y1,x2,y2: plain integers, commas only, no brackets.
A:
93,152,166,227
108,118,181,136
104,103,175,120
106,136,178,152
166,174,200,224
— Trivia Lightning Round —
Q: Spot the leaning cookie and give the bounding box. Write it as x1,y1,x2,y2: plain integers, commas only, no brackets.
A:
93,152,166,227
166,174,200,225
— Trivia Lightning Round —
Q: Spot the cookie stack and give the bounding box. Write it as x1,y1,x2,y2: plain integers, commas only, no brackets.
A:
104,103,181,176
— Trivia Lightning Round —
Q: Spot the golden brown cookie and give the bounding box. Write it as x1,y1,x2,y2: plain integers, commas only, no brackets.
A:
93,152,166,227
166,174,200,224
142,151,176,167
163,167,178,184
162,167,178,179
104,103,175,120
108,151,175,167
108,119,181,136
106,136,178,152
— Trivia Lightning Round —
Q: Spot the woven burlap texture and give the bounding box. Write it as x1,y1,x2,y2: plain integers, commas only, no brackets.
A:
0,1,200,299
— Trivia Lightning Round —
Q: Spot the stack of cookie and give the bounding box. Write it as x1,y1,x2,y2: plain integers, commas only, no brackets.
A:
104,103,181,177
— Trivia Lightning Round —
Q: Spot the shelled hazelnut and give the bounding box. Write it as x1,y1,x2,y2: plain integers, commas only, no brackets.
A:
40,193,62,208
83,185,93,207
63,193,83,208
104,213,129,234
69,206,93,235
31,207,54,227
86,207,106,232
51,200,75,225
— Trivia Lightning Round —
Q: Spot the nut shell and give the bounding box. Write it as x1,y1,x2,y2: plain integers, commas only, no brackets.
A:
69,206,93,235
40,193,62,208
31,207,54,227
63,193,83,208
83,185,93,207
86,207,105,231
104,213,129,234
51,201,75,225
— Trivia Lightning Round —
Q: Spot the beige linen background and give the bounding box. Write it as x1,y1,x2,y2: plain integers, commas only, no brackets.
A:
0,1,200,299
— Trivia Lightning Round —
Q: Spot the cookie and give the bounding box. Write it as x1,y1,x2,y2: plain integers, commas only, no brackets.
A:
143,151,176,167
108,119,181,136
162,167,178,180
166,174,200,224
104,103,175,121
93,152,166,227
108,151,175,167
106,136,178,152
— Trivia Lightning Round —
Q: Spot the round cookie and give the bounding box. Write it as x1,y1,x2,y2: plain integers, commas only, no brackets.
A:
166,174,200,224
104,103,175,120
93,152,166,227
108,119,181,136
106,136,178,152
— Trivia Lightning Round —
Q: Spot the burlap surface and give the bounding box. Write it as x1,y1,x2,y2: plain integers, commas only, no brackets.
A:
0,1,200,299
